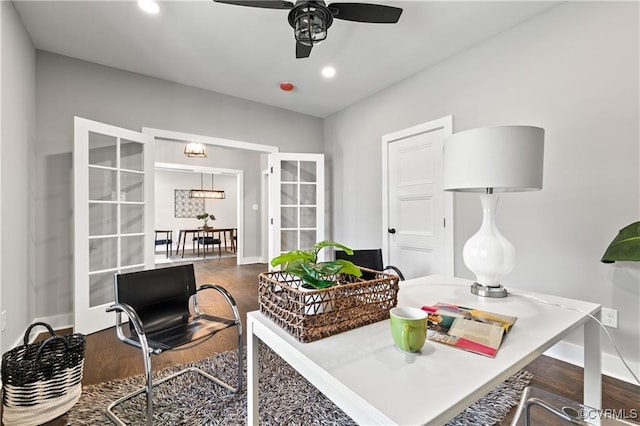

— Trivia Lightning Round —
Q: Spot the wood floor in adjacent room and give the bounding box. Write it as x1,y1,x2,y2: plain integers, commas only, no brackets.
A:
54,258,639,424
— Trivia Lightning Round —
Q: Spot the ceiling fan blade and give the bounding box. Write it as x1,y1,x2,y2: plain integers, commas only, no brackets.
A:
296,41,312,59
213,0,294,10
328,3,402,23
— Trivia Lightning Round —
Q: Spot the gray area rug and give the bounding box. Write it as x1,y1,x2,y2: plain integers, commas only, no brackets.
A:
67,342,532,425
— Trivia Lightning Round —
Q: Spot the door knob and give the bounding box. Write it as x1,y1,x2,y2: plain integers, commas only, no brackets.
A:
388,228,396,234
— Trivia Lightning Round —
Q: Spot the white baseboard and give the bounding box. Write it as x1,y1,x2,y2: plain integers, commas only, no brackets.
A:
545,340,639,385
240,256,263,265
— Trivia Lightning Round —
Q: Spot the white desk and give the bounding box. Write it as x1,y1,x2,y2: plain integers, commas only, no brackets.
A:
247,275,602,425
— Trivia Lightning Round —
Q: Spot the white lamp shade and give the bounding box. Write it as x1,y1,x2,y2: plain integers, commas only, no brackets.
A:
443,126,544,192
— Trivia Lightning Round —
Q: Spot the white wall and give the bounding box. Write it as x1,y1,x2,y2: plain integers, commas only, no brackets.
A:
155,169,238,253
34,52,323,324
1,1,36,348
325,2,639,380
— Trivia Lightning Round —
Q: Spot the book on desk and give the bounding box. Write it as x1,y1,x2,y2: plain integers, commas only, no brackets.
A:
421,303,517,358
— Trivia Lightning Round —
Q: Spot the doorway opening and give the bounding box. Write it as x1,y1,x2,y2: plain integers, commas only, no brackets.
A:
143,127,279,265
154,162,243,264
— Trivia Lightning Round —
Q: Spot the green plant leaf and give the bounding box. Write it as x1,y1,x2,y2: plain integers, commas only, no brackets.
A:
271,250,314,267
283,259,307,277
601,221,640,263
313,241,354,255
335,259,362,277
302,275,335,289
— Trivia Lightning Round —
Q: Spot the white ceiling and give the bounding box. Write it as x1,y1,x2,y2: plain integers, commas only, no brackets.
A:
14,0,560,118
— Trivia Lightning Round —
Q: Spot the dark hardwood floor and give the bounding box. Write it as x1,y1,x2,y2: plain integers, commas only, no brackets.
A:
44,258,640,424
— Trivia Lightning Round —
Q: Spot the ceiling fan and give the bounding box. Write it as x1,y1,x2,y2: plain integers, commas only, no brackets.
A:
213,0,403,58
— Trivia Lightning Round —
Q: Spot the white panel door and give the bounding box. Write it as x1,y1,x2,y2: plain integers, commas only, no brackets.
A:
74,117,154,335
269,153,324,264
382,117,453,279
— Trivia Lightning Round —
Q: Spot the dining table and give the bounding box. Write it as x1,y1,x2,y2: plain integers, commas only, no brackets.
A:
175,227,237,258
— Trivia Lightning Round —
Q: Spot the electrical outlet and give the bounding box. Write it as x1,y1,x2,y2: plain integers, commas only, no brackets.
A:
1,310,6,332
601,307,618,328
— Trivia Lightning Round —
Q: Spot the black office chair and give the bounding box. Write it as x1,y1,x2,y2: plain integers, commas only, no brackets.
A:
106,264,242,425
335,249,405,281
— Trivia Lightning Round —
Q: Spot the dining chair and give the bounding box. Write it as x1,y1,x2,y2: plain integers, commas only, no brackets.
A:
105,264,242,425
154,230,173,258
194,231,222,257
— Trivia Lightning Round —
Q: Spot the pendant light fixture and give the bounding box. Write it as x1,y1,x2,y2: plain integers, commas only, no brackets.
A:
184,142,207,158
190,172,226,199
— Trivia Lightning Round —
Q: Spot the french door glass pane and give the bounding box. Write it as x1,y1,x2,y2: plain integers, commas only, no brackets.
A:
120,171,144,202
89,204,117,235
122,235,144,267
300,230,316,251
281,161,297,182
299,184,316,205
89,272,114,307
88,132,116,167
281,183,297,205
121,204,144,234
299,161,317,182
89,168,117,201
300,207,316,228
281,230,297,252
89,237,117,272
120,139,144,171
281,207,298,228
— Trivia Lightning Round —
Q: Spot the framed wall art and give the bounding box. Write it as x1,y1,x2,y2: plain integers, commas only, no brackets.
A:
174,189,204,218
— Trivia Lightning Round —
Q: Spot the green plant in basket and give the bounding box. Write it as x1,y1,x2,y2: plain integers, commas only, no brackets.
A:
271,241,362,290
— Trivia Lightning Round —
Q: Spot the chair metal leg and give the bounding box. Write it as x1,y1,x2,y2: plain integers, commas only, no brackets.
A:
107,305,243,424
512,386,593,426
106,348,242,426
106,365,240,426
106,338,155,426
236,319,244,392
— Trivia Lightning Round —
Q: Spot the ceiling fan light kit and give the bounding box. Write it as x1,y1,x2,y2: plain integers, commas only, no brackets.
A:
213,0,402,58
288,3,332,47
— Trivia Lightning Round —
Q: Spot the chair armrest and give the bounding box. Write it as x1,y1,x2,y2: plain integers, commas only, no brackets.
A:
106,302,156,353
383,265,405,281
107,302,144,334
195,284,241,324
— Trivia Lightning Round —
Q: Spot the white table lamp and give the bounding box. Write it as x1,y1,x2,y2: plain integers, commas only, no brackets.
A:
443,125,544,297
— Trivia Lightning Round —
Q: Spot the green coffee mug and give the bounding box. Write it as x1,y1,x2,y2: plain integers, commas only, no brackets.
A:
390,306,428,353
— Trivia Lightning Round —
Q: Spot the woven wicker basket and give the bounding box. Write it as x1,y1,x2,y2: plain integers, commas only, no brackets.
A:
1,322,85,426
258,267,399,342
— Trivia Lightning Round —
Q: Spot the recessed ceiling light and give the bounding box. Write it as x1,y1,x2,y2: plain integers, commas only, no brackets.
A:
138,0,160,15
322,66,336,79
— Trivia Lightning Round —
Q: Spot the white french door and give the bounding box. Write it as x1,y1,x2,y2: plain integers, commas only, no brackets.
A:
73,117,155,335
269,153,325,264
382,116,453,279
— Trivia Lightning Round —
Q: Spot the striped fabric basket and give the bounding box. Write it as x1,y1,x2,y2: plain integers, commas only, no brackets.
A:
1,322,85,426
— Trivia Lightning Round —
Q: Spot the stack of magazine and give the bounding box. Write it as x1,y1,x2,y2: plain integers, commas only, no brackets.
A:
421,303,517,357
